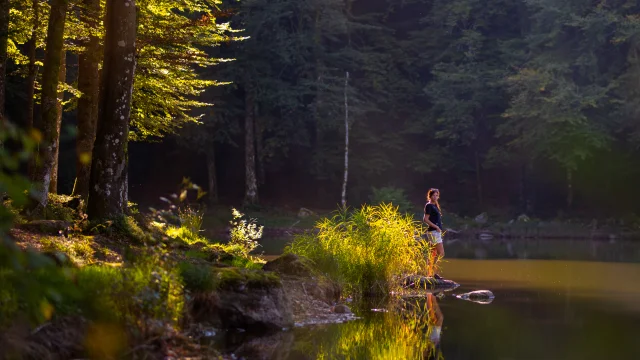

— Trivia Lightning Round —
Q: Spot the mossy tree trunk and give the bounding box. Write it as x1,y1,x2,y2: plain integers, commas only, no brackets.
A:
30,0,68,208
49,50,67,194
72,0,101,201
0,0,9,124
87,0,136,220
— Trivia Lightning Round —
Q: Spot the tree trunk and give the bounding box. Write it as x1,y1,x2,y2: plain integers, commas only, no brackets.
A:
49,50,67,194
255,114,265,185
206,146,218,205
566,167,573,209
87,0,136,220
0,0,9,123
29,0,68,208
72,0,101,201
341,71,349,208
475,150,483,208
25,0,39,130
243,80,258,206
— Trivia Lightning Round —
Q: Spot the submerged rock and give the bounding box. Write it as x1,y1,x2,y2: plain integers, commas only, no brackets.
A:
455,290,495,304
402,275,460,290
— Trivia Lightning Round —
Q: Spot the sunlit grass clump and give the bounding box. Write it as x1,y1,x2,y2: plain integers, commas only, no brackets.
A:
286,203,432,296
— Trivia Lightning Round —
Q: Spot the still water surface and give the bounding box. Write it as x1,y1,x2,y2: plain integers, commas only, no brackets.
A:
221,239,640,360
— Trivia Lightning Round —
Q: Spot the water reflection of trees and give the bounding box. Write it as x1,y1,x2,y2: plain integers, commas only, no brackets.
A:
288,294,446,360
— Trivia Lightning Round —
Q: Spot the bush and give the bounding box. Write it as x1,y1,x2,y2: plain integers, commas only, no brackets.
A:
72,247,184,338
229,208,263,257
286,203,432,296
369,187,414,214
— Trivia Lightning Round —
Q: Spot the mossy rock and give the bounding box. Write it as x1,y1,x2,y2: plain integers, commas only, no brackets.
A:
180,264,281,293
215,267,282,291
263,253,317,277
202,244,234,263
20,220,71,235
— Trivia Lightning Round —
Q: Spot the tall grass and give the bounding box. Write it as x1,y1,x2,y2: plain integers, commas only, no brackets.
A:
286,203,433,296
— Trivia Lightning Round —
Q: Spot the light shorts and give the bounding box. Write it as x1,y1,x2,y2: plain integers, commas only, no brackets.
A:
426,231,443,245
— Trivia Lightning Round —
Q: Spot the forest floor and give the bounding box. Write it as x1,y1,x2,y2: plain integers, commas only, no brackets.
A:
2,195,351,359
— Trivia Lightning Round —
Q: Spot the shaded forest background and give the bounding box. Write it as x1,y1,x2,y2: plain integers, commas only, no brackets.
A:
3,0,640,220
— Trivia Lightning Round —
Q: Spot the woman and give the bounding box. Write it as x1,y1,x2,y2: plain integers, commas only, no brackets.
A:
423,188,444,279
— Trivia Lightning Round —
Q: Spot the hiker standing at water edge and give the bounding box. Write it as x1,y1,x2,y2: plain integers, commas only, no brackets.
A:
423,188,445,279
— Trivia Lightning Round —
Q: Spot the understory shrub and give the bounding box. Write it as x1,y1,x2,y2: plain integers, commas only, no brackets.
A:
286,203,432,296
229,208,263,256
72,247,184,338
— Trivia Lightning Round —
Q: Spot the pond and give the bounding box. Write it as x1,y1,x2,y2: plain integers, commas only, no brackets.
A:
220,238,640,360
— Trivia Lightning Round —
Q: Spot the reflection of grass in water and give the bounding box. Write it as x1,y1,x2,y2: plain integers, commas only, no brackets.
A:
299,296,444,360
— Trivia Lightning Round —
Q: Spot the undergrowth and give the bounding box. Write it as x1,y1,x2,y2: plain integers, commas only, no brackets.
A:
286,203,433,297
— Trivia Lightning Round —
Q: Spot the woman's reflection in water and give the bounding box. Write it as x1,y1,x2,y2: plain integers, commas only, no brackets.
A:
425,292,444,360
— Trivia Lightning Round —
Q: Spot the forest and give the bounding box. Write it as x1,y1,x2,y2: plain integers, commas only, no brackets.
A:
2,0,640,220
2,1,640,358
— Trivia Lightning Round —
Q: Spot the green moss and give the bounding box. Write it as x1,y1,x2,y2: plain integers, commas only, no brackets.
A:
215,267,281,290
178,262,216,292
179,263,281,293
40,235,95,265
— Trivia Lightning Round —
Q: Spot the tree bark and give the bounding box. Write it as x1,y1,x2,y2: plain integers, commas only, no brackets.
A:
49,50,67,194
243,80,258,206
29,0,68,208
255,113,265,185
475,149,483,208
0,0,9,123
25,0,40,131
566,167,573,209
206,145,218,205
72,0,101,201
341,71,349,208
87,0,136,220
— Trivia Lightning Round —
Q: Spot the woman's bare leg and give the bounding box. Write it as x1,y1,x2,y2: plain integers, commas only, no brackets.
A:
429,243,445,277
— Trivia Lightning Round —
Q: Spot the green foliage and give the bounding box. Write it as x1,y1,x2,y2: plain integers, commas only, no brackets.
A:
179,263,276,293
369,187,413,214
228,207,263,257
111,215,153,244
0,247,78,328
131,0,238,140
42,194,79,221
286,204,432,297
40,235,94,265
72,247,184,335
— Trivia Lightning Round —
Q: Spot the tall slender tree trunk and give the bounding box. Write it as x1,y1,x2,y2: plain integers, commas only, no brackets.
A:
25,0,40,131
341,71,349,208
243,80,258,206
87,0,136,220
72,0,101,201
475,150,483,208
30,0,68,208
206,145,218,205
0,0,9,123
49,50,67,194
255,114,265,185
566,167,573,209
